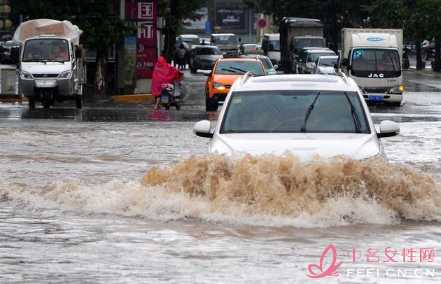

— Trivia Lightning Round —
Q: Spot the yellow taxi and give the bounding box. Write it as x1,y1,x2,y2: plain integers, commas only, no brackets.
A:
205,57,265,111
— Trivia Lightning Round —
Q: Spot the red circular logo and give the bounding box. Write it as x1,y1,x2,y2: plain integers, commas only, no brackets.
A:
257,18,267,28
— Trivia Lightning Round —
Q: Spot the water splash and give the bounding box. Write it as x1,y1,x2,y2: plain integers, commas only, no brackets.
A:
143,155,441,226
2,155,441,227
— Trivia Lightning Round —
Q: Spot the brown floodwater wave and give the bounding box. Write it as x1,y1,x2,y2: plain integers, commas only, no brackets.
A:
2,155,441,228
143,155,441,226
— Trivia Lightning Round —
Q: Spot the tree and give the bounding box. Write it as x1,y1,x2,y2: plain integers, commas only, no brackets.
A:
368,0,441,71
159,0,205,62
244,0,370,50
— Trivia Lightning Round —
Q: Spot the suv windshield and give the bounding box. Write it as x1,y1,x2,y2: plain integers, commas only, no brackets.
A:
221,91,370,133
182,38,200,46
22,39,70,62
294,38,325,50
194,47,221,55
259,57,273,70
307,52,335,62
351,48,401,78
215,60,265,75
318,57,338,67
213,35,237,45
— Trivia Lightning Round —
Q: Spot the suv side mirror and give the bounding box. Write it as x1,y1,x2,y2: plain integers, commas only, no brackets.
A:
193,120,213,138
377,120,400,138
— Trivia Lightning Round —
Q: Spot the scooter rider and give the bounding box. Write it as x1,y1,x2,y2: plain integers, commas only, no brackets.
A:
151,56,182,110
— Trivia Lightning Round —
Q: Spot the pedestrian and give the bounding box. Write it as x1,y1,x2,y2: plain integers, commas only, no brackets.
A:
151,56,181,110
177,43,187,70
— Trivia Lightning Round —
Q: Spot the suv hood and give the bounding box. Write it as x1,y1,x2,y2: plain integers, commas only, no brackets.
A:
212,74,242,85
211,133,381,160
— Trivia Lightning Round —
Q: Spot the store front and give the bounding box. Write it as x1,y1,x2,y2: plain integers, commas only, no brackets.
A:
119,0,159,94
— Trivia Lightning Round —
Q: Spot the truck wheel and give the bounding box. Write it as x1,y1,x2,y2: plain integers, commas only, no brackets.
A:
28,98,35,110
75,95,82,109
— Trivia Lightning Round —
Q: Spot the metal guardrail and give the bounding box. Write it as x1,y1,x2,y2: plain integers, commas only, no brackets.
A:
0,64,20,102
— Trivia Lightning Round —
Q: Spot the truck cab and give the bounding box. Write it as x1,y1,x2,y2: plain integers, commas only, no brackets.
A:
279,17,325,73
14,19,85,110
342,29,404,105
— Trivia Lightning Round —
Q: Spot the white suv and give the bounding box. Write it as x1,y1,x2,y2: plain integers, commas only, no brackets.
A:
194,74,399,160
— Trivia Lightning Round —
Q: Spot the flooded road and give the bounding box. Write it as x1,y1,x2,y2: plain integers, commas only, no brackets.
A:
1,72,441,283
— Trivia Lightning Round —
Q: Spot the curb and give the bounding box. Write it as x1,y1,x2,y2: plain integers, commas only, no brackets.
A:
111,94,154,104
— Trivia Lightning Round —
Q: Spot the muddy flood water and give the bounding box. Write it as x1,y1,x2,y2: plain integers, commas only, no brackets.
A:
1,104,441,283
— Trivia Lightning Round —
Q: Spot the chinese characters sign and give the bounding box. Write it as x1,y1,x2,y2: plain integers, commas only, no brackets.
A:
126,0,157,79
307,244,438,280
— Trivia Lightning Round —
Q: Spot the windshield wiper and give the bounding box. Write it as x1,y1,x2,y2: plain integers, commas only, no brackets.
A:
220,67,242,74
301,92,321,132
229,66,249,74
343,92,362,133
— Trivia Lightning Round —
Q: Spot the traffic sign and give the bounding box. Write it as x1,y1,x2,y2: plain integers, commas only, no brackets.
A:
257,18,267,29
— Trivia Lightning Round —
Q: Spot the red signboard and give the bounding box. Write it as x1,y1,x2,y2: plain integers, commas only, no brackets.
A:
126,0,157,79
136,47,157,78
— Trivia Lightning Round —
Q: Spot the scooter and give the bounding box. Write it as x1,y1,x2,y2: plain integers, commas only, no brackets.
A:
159,82,181,110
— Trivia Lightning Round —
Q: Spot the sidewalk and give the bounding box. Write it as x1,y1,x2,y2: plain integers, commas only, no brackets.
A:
404,68,441,92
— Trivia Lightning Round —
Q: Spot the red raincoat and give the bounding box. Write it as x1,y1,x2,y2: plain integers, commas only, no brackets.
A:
151,56,181,97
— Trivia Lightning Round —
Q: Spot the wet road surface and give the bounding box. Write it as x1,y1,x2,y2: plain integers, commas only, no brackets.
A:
1,70,441,283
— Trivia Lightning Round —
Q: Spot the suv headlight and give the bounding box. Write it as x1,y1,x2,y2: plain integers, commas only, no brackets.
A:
214,82,226,90
389,84,405,94
20,71,33,80
59,71,72,79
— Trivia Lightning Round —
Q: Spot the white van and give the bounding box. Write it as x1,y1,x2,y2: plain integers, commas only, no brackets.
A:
262,33,280,65
14,19,85,110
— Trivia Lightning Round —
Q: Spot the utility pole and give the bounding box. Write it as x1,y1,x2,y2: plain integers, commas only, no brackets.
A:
207,0,215,35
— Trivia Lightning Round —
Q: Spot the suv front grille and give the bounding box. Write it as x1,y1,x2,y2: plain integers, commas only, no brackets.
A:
33,74,59,78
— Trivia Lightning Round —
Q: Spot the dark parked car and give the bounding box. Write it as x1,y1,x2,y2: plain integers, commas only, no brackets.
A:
189,45,223,73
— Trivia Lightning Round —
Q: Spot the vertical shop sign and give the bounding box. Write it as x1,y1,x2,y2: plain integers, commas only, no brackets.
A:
126,0,157,79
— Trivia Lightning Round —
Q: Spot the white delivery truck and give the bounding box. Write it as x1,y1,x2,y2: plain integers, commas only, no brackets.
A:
341,28,404,105
13,19,85,110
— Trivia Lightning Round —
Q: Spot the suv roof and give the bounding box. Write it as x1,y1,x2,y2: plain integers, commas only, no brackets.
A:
191,45,219,49
318,55,339,59
211,33,235,36
179,34,199,38
218,57,261,62
233,74,359,92
302,47,335,53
